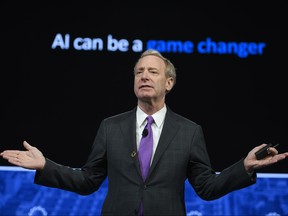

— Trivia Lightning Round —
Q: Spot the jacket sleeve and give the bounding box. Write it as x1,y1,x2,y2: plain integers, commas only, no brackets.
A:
187,125,256,201
34,120,108,195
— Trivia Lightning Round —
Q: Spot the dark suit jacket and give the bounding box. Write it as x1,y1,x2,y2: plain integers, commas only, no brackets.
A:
34,106,256,215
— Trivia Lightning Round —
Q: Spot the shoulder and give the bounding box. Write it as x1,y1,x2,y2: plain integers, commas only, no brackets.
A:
102,108,136,124
164,107,205,139
167,108,200,127
165,108,203,133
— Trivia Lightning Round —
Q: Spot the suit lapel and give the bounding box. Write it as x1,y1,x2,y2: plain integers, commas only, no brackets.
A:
119,107,181,181
148,109,180,177
119,108,142,178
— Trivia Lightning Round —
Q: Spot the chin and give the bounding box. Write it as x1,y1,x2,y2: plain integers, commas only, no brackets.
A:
139,95,153,101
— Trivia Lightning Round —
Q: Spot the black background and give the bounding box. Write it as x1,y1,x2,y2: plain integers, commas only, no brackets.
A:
1,5,287,173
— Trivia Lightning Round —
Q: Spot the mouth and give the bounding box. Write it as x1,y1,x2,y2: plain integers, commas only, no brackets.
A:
139,85,152,89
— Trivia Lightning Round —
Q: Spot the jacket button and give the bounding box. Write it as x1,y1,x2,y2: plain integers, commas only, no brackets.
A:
143,184,147,190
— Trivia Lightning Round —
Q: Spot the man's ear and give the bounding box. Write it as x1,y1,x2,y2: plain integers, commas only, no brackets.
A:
166,77,174,93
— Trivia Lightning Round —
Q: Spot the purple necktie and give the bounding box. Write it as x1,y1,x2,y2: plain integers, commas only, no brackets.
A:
138,115,154,215
138,115,154,181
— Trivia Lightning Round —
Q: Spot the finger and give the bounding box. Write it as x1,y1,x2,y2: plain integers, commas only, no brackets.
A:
254,143,268,152
23,140,33,150
273,153,288,161
1,150,21,157
7,157,20,165
267,147,278,155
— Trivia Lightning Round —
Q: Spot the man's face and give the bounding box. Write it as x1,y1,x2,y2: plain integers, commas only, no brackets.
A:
134,55,173,103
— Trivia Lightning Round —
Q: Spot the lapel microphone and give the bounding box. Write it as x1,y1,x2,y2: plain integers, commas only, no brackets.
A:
142,128,148,137
132,128,148,158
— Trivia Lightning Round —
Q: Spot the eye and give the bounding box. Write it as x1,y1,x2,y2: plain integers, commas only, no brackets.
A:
149,70,158,74
135,70,143,76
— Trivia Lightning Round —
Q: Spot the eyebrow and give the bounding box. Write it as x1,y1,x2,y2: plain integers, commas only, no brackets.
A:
137,66,158,70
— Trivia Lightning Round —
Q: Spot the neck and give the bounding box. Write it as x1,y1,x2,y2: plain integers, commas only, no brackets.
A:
138,100,165,115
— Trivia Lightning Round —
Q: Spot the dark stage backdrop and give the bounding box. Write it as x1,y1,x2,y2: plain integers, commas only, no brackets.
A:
2,7,287,173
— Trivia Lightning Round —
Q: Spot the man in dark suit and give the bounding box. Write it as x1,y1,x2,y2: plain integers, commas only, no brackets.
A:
1,49,288,215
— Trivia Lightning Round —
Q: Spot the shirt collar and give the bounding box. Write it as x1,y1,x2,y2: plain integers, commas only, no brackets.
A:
136,105,167,128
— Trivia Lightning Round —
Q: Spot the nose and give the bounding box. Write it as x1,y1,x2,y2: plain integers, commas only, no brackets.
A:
141,70,149,79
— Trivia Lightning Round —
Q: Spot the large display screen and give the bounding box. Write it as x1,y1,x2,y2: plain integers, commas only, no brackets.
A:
1,8,287,174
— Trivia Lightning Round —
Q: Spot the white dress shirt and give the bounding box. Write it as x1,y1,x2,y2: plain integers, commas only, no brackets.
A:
136,105,167,164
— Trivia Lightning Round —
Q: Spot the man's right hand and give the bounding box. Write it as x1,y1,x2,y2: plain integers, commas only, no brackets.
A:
0,141,46,170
